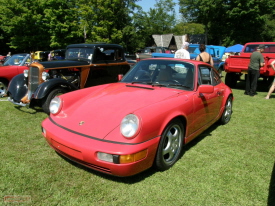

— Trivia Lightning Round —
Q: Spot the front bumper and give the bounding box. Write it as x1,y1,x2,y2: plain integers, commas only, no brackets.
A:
41,117,160,177
8,97,29,107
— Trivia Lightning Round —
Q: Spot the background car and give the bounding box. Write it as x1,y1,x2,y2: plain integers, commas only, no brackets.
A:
0,53,31,97
41,58,233,177
7,44,130,113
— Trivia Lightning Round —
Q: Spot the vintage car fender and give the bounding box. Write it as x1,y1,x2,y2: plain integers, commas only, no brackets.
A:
33,78,78,100
7,73,27,102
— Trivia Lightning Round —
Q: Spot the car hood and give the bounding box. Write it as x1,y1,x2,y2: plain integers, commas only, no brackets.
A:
53,83,185,139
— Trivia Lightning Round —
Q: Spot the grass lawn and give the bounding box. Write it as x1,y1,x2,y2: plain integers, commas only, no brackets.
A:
1,73,275,205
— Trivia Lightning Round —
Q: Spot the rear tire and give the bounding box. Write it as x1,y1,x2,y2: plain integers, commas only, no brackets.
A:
42,88,67,114
225,73,237,88
155,119,184,171
219,96,233,125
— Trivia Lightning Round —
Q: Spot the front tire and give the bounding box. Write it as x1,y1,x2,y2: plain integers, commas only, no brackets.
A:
42,88,67,114
155,119,184,171
219,96,233,125
0,79,8,97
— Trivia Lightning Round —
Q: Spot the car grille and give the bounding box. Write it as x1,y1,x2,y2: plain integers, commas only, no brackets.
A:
28,66,39,98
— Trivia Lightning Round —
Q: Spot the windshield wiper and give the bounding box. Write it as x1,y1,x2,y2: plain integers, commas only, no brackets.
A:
152,82,167,87
167,84,191,89
131,81,153,85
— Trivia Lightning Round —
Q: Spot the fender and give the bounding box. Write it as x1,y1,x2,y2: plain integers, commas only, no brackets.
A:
33,78,78,99
7,73,28,102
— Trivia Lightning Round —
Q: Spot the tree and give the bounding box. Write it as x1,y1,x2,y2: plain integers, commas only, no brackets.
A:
178,0,275,45
76,0,140,52
172,22,205,36
0,0,83,52
130,0,177,49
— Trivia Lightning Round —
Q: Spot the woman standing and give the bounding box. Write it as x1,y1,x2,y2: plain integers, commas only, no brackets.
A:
195,44,214,66
264,59,275,99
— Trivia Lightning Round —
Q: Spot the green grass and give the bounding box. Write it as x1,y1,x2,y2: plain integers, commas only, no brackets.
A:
1,73,275,205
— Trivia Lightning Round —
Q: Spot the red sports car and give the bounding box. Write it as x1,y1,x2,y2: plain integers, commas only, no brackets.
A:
42,58,233,177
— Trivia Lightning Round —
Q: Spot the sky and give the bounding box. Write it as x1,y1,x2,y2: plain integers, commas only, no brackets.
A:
136,0,180,17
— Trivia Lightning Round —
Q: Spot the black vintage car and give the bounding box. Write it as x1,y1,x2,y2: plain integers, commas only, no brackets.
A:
7,43,131,114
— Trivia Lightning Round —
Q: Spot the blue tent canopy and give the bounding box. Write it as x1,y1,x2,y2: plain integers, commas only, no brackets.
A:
225,44,244,53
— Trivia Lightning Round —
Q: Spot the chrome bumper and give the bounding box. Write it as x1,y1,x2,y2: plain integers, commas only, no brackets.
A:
8,97,29,107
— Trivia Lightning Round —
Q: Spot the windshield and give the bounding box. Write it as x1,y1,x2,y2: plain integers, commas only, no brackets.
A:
66,48,94,60
243,44,275,53
121,59,195,90
3,54,30,66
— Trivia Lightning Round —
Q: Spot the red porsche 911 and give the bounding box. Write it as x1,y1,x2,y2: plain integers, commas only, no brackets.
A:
41,58,233,177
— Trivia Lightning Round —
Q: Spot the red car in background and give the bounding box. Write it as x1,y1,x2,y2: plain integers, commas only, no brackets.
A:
0,53,31,97
0,55,7,65
42,58,233,177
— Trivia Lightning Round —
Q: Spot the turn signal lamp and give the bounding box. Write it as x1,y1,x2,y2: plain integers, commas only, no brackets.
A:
119,149,147,164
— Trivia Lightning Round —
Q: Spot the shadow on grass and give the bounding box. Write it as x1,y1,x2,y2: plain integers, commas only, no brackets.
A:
229,77,273,93
14,105,45,114
268,161,275,206
57,152,158,184
55,123,220,184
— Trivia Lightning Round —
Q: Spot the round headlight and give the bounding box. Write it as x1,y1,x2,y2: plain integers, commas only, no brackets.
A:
23,69,29,78
42,72,49,81
49,97,62,114
120,114,139,138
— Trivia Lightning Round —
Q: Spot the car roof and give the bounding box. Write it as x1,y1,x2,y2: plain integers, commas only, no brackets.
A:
66,43,123,49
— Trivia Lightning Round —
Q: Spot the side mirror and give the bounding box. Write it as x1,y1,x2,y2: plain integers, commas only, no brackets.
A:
198,85,214,95
118,74,123,81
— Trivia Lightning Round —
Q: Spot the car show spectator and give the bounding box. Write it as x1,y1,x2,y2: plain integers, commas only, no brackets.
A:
195,44,214,66
264,59,275,99
48,51,53,61
244,44,265,97
6,52,11,57
174,42,190,59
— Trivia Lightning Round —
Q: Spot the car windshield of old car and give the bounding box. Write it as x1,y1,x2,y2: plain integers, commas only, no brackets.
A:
121,60,195,90
3,54,28,66
66,48,94,60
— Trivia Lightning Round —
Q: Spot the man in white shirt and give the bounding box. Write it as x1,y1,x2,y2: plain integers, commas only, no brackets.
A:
174,42,190,59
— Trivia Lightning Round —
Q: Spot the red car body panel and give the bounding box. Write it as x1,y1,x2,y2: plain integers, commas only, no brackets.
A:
0,53,30,81
0,65,28,81
42,58,233,176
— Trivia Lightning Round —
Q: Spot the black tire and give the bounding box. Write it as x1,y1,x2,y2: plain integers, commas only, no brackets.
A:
225,73,237,88
0,79,8,97
155,119,184,171
42,88,67,114
219,96,233,125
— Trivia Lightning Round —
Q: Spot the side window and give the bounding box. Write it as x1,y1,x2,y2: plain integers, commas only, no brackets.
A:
212,69,222,85
94,47,123,62
199,66,211,85
199,66,221,86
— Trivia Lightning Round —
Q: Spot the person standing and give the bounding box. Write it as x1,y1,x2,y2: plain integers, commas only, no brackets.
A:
244,44,265,96
264,59,275,99
195,44,214,66
174,42,190,59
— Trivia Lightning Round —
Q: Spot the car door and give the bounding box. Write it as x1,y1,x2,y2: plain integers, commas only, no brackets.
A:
191,65,223,131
